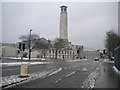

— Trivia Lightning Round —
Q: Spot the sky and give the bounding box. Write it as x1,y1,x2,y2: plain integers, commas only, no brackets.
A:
1,2,118,49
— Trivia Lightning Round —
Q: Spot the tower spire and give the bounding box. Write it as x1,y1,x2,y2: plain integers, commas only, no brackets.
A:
59,5,68,41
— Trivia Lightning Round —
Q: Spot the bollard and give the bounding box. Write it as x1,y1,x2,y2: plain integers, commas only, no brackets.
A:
19,64,29,78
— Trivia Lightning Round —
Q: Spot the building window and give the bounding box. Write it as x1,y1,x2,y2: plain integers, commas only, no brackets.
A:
53,50,54,54
59,50,61,54
70,51,72,54
61,8,63,11
49,50,51,54
62,50,63,54
64,8,66,11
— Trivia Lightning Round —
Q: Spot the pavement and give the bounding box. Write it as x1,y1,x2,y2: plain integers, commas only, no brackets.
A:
94,59,120,89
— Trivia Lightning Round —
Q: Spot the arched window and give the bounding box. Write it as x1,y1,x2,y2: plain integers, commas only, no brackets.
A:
53,50,54,54
62,50,63,54
61,8,63,11
59,50,61,54
49,50,51,54
64,8,66,11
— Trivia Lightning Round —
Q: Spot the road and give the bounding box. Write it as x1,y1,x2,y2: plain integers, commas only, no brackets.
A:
2,58,100,88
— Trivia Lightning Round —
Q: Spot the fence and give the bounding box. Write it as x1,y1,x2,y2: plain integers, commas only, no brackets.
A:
114,46,120,71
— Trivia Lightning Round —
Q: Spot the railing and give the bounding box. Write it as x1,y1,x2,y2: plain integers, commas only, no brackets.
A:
114,46,120,71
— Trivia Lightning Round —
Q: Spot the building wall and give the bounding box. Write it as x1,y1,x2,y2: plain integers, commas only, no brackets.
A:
48,49,76,60
1,43,18,57
31,50,39,58
83,50,100,59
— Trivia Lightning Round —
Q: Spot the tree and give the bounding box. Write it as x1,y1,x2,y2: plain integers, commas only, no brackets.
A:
19,34,40,49
52,38,68,59
105,30,120,57
34,38,52,57
19,34,51,58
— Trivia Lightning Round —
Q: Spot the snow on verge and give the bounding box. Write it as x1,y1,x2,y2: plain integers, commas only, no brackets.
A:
113,66,120,75
103,59,114,63
0,62,52,66
0,68,62,89
81,67,99,89
67,59,89,62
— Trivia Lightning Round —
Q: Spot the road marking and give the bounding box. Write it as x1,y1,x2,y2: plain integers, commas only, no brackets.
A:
66,71,75,78
47,66,56,69
64,67,67,69
82,67,88,72
48,68,62,76
73,65,79,68
55,78,62,83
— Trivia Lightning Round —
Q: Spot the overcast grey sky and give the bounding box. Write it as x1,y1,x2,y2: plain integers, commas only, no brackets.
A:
2,2,118,49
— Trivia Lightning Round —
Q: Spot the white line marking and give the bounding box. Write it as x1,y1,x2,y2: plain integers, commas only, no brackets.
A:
48,68,62,76
66,71,75,78
55,79,62,83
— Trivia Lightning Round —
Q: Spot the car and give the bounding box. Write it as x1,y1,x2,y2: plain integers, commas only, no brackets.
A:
94,57,99,61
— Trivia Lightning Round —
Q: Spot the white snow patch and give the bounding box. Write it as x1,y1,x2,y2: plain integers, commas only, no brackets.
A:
113,66,120,75
103,59,114,63
1,68,62,89
67,59,89,62
5,57,45,60
0,62,52,66
81,67,99,88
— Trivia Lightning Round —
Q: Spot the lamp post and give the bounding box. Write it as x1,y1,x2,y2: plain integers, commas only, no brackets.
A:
107,32,111,60
29,29,32,60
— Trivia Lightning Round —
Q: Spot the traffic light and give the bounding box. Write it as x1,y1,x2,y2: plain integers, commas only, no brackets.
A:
19,43,22,50
103,49,106,54
18,50,20,53
18,43,26,51
23,43,26,51
77,50,79,54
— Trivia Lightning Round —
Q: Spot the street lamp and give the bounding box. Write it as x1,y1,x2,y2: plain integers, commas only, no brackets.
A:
107,32,111,59
29,29,32,60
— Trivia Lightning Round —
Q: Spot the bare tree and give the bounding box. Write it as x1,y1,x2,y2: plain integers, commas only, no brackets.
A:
19,34,40,41
19,34,51,58
19,34,40,49
34,38,51,57
52,38,68,59
105,30,120,56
